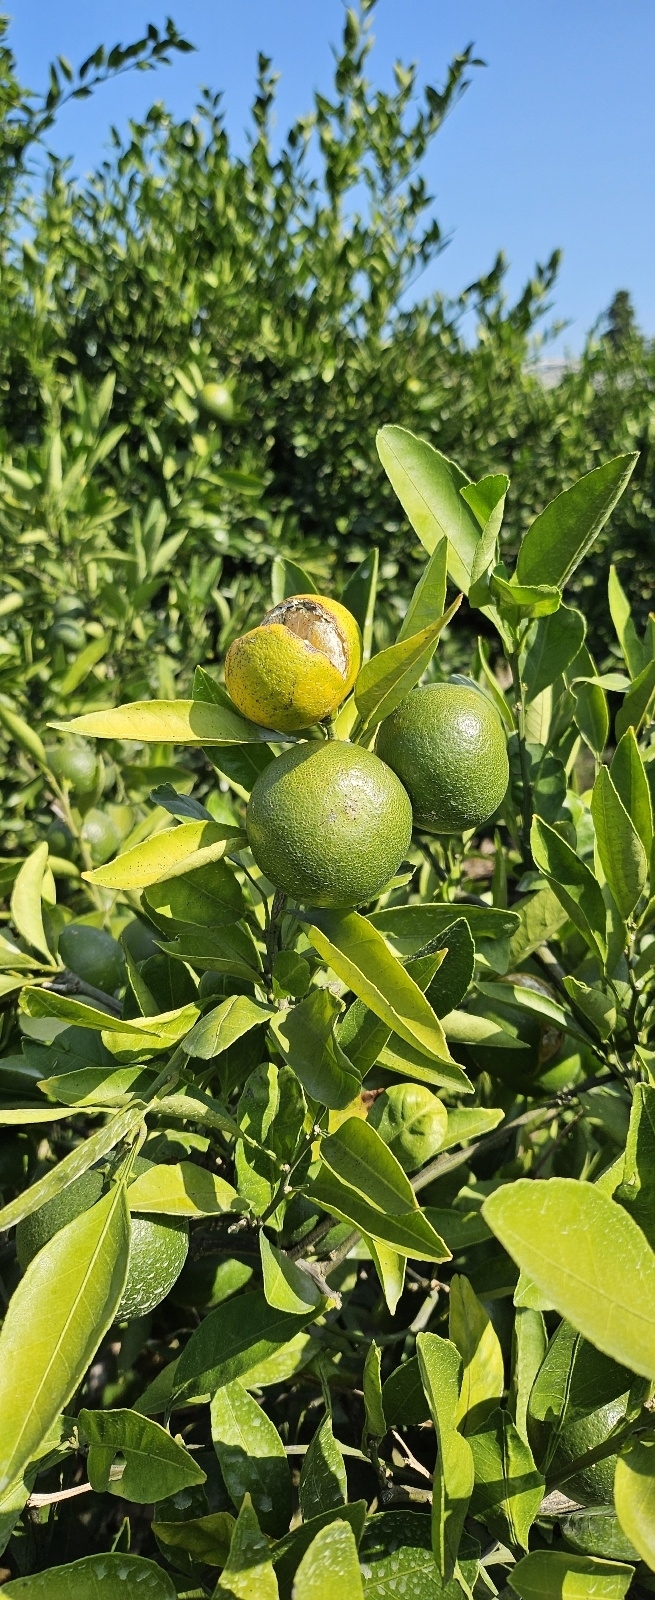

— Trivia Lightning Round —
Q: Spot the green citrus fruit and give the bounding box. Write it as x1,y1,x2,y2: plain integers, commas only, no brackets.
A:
47,738,99,797
58,922,126,995
17,1171,188,1321
198,381,234,421
560,1508,639,1561
376,682,509,834
225,594,362,732
246,739,412,907
117,1213,189,1321
45,819,75,859
49,618,86,650
367,1083,448,1172
548,1395,629,1507
122,916,161,964
17,1171,105,1270
81,808,121,865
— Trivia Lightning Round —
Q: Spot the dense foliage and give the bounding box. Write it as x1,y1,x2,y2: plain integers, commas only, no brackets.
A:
0,427,653,1593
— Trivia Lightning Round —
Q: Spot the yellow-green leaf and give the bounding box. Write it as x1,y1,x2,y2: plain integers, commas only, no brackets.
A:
83,820,244,888
10,843,53,964
52,697,277,745
306,910,453,1065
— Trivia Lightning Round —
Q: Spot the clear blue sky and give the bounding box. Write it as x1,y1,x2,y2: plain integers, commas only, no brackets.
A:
8,1,655,353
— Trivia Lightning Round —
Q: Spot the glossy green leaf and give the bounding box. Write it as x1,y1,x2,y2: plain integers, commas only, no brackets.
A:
236,1062,306,1221
83,819,243,888
531,817,607,961
357,1510,453,1599
591,766,647,920
397,537,447,641
490,570,561,619
614,1436,655,1571
0,1105,143,1232
509,1307,547,1444
160,926,261,982
353,595,461,738
183,995,273,1060
260,1234,326,1315
469,1408,544,1549
304,1167,450,1261
53,697,278,745
377,425,480,590
365,1237,406,1316
483,1177,655,1380
173,1290,313,1404
320,1116,420,1214
573,683,609,759
271,1505,367,1598
306,910,454,1065
368,902,519,957
363,1342,386,1442
153,1510,235,1567
293,1519,364,1600
270,988,361,1110
211,1381,291,1537
515,455,637,590
0,702,47,767
527,1319,633,1455
438,1106,505,1153
615,656,655,742
342,550,379,662
10,843,53,964
608,565,646,679
416,1332,474,1580
523,606,586,703
299,1415,347,1521
271,555,318,605
509,1551,633,1600
0,1185,129,1491
562,977,616,1041
381,1355,430,1427
610,728,653,856
145,856,247,924
449,1273,504,1433
215,1495,280,1599
2,1554,177,1597
128,1160,241,1217
79,1407,205,1502
615,1084,655,1250
424,918,474,1017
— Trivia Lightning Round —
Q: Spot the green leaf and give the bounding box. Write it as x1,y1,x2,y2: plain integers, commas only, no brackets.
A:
363,1342,386,1442
128,1160,241,1217
353,596,461,738
562,977,616,1041
79,1407,205,1502
173,1290,314,1403
531,817,607,961
614,1436,655,1571
83,820,243,889
515,455,638,590
527,1319,634,1449
270,989,361,1110
396,537,447,641
483,1177,655,1380
292,1519,364,1600
523,607,586,703
211,1382,292,1537
469,1408,544,1549
52,697,279,745
215,1495,279,1599
153,1511,235,1567
19,986,199,1055
416,1332,474,1580
424,918,475,1017
58,634,109,695
10,843,53,964
0,1105,143,1232
610,728,654,856
509,1307,547,1445
183,995,273,1060
236,1062,306,1221
271,1505,366,1597
368,902,519,956
145,854,247,922
260,1234,326,1315
159,926,261,983
271,555,317,605
591,766,647,920
299,1415,347,1520
509,1551,633,1600
490,571,561,620
0,1186,129,1491
608,565,646,679
508,884,572,964
357,1510,457,1599
449,1274,504,1433
0,702,46,766
365,1238,406,1316
382,1356,430,1427
615,1084,655,1250
376,426,480,592
439,1106,505,1153
320,1116,422,1215
572,678,609,759
304,1167,450,1262
342,550,379,663
305,910,454,1065
615,656,655,743
1,1554,177,1597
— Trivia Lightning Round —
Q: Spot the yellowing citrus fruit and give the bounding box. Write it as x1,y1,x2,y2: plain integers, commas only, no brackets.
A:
225,594,362,732
198,381,234,420
376,682,509,834
246,739,412,907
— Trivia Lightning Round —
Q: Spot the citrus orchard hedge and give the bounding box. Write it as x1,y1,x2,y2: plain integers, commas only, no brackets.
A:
0,428,652,1591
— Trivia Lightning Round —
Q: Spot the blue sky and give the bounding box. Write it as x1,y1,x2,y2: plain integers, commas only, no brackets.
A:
8,1,655,352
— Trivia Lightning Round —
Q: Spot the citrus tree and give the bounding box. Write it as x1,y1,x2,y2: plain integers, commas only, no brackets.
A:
0,429,652,1591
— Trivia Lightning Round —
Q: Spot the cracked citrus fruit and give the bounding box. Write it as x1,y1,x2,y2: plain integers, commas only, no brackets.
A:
376,682,509,834
246,739,412,907
225,594,362,732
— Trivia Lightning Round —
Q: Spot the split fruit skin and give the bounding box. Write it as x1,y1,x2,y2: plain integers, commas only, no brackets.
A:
376,681,509,835
246,738,413,908
225,593,362,732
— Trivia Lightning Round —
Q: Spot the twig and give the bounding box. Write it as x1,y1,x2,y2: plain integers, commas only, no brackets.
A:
28,1482,92,1508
